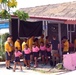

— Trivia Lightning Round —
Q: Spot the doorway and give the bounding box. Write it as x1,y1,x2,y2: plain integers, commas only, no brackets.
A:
48,23,58,41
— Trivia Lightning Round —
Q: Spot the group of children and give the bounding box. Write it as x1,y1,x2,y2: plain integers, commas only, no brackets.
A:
4,35,53,72
13,42,52,72
6,34,76,72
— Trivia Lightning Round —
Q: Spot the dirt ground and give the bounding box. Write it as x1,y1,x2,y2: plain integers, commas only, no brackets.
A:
0,61,69,75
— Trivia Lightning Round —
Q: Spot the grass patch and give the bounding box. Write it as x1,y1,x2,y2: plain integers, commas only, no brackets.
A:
31,67,50,73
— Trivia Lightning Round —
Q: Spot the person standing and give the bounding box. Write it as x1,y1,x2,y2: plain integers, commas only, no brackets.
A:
32,43,40,68
4,37,13,69
8,35,14,63
46,44,52,64
28,36,34,50
22,38,28,66
51,36,59,66
40,42,46,64
62,37,69,54
39,34,44,45
34,38,39,47
22,38,28,51
23,44,31,69
14,38,21,52
13,47,22,72
28,36,34,63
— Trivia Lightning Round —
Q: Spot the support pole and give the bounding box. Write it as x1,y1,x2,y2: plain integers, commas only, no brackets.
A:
18,18,20,37
58,23,62,62
45,21,48,36
42,20,45,43
67,24,69,40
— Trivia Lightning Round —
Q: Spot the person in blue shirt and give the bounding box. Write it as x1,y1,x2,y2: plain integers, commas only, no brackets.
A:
51,35,60,66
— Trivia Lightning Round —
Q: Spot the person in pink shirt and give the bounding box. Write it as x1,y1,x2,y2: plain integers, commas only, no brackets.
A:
13,47,22,72
23,44,31,69
40,42,46,64
46,44,52,64
32,43,40,68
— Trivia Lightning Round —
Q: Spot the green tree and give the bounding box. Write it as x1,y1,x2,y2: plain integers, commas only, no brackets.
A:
0,0,29,20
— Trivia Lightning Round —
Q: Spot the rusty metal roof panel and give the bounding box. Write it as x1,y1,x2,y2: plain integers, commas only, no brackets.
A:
19,1,76,19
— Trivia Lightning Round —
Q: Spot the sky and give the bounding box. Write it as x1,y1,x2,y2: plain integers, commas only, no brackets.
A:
16,0,75,9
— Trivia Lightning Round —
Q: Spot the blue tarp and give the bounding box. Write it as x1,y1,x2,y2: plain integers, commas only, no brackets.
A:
0,22,9,29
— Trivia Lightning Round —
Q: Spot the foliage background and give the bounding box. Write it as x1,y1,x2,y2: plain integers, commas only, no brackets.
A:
0,33,9,61
0,0,29,61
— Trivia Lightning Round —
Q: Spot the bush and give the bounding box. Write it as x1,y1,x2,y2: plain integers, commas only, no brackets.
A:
1,33,9,44
0,49,5,61
0,33,9,61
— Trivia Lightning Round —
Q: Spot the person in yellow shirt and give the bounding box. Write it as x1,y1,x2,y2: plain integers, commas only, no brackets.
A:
28,36,34,50
28,36,34,62
14,38,21,52
22,38,28,51
4,37,13,69
9,35,14,51
22,39,27,67
39,34,44,44
27,38,29,46
63,38,69,54
8,35,14,63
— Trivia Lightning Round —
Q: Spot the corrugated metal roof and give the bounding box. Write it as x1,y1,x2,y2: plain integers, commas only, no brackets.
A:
19,1,76,20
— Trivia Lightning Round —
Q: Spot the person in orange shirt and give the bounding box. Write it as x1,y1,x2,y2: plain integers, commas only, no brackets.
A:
14,38,21,52
63,38,69,54
4,37,13,69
